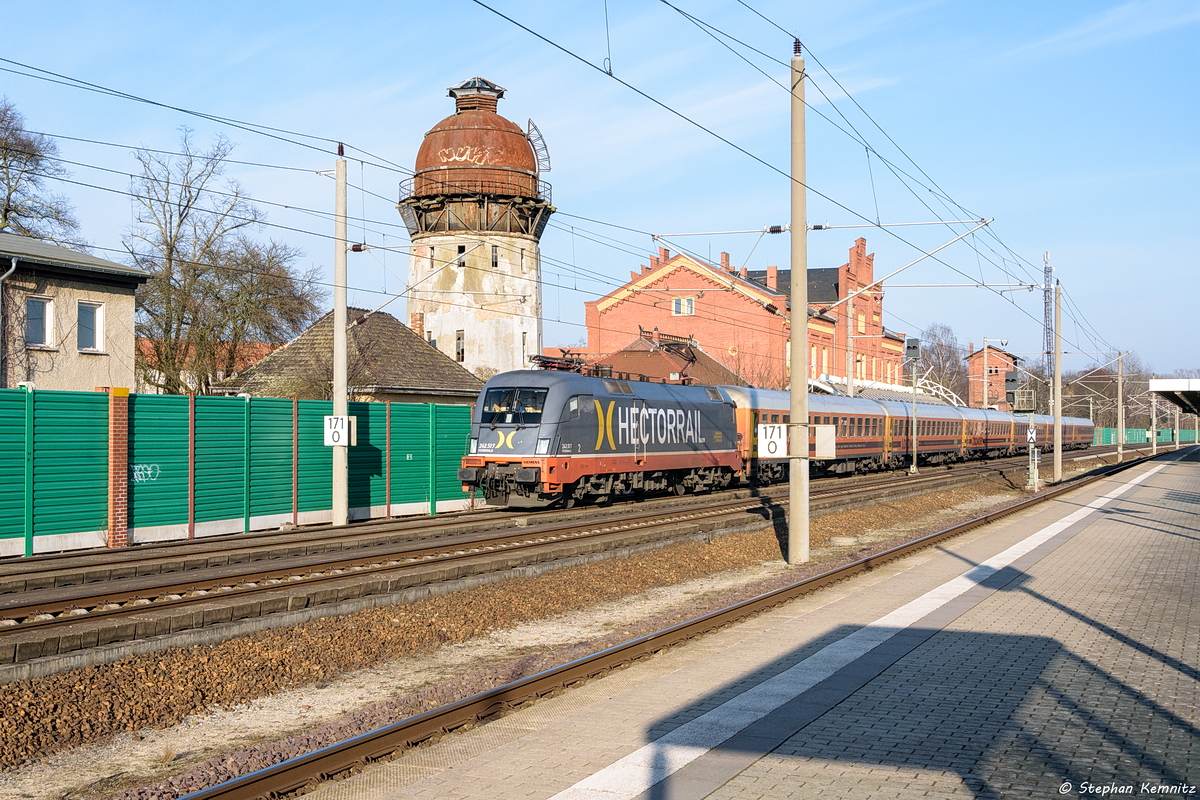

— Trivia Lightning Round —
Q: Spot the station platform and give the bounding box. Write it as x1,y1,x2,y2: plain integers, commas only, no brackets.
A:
309,449,1200,800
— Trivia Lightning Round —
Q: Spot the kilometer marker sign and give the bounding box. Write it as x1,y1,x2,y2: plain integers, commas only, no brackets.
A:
757,424,786,458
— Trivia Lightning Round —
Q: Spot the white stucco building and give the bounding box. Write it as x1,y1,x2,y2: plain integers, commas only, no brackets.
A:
0,233,149,392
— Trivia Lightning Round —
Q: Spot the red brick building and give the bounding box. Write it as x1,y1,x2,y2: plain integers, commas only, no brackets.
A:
965,344,1021,410
582,238,904,390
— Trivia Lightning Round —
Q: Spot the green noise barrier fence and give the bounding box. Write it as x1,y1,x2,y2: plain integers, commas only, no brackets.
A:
0,387,473,557
1092,427,1198,445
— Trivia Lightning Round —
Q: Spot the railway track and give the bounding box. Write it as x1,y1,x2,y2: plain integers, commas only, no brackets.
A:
0,445,1139,676
0,443,1127,595
175,449,1163,800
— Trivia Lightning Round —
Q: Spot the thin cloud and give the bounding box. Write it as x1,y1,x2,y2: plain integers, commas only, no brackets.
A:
1007,0,1200,59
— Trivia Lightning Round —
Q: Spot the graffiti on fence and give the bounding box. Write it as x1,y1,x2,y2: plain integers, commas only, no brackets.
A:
130,464,161,483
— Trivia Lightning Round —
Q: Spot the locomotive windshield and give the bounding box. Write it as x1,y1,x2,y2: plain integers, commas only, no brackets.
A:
481,387,549,425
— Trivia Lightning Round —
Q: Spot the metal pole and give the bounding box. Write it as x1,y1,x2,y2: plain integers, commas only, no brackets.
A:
1116,353,1124,462
982,339,989,409
910,359,918,474
845,295,854,397
332,153,349,526
1052,281,1062,482
1151,390,1157,456
787,40,809,565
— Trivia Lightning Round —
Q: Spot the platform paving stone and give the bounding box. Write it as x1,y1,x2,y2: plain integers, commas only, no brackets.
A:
305,451,1199,800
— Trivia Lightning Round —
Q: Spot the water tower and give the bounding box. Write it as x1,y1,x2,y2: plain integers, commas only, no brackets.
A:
398,77,554,378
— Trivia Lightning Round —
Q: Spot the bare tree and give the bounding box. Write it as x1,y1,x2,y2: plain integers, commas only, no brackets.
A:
0,98,86,247
919,323,968,402
129,130,324,395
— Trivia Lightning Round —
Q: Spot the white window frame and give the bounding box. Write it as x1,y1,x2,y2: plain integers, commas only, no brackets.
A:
24,296,53,347
77,301,104,352
672,296,695,316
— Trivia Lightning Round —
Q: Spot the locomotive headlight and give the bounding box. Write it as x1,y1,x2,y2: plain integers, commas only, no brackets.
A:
469,437,478,454
536,438,551,455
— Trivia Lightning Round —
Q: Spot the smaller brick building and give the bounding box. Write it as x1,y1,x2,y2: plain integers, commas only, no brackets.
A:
965,344,1021,410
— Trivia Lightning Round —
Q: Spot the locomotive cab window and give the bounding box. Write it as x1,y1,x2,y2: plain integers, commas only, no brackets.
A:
481,387,549,424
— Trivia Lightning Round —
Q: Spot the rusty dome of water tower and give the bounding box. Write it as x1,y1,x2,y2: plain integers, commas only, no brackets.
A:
411,77,543,199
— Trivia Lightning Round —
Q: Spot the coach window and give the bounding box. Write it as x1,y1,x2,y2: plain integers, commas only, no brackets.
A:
823,416,830,426
783,415,790,424
770,413,780,423
856,417,863,437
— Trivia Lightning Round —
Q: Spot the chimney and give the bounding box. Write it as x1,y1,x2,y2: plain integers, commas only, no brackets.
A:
720,252,731,271
766,265,778,290
738,266,748,279
410,312,425,339
649,254,660,269
658,246,670,262
641,264,651,275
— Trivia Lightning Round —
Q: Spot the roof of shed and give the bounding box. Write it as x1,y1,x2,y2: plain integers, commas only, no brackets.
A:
221,308,483,398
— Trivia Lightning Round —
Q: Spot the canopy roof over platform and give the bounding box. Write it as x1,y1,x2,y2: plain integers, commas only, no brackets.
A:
1149,379,1200,416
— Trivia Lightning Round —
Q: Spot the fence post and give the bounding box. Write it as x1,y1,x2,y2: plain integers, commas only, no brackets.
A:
428,403,438,517
292,397,299,527
188,394,196,539
243,395,251,534
385,402,392,518
22,385,33,557
105,387,130,548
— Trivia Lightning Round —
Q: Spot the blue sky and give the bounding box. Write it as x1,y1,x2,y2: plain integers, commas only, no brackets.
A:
5,0,1198,375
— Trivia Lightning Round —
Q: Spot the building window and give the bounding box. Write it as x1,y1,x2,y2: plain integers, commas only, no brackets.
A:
672,297,694,316
857,312,866,334
457,245,466,269
78,302,102,351
455,330,465,363
25,297,50,346
491,245,499,270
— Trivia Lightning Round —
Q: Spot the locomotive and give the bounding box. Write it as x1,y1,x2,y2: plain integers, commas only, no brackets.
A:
457,370,1094,508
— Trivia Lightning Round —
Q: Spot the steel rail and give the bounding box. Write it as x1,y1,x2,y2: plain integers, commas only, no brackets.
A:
0,497,769,630
180,452,1159,800
1,444,1126,587
0,450,1106,634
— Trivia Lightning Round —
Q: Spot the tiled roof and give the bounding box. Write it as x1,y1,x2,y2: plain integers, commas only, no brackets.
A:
221,308,483,399
596,336,749,387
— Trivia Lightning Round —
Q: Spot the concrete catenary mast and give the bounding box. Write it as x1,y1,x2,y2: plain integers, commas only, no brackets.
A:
398,77,555,378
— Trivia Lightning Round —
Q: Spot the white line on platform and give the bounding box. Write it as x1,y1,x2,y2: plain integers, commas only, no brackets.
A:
549,463,1168,800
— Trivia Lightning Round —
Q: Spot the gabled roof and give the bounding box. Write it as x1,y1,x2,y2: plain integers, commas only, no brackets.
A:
221,308,483,399
0,232,149,282
965,344,1022,364
595,252,786,316
595,334,748,387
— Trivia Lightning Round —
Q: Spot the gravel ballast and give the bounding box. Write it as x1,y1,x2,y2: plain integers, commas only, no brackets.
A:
0,481,1026,799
